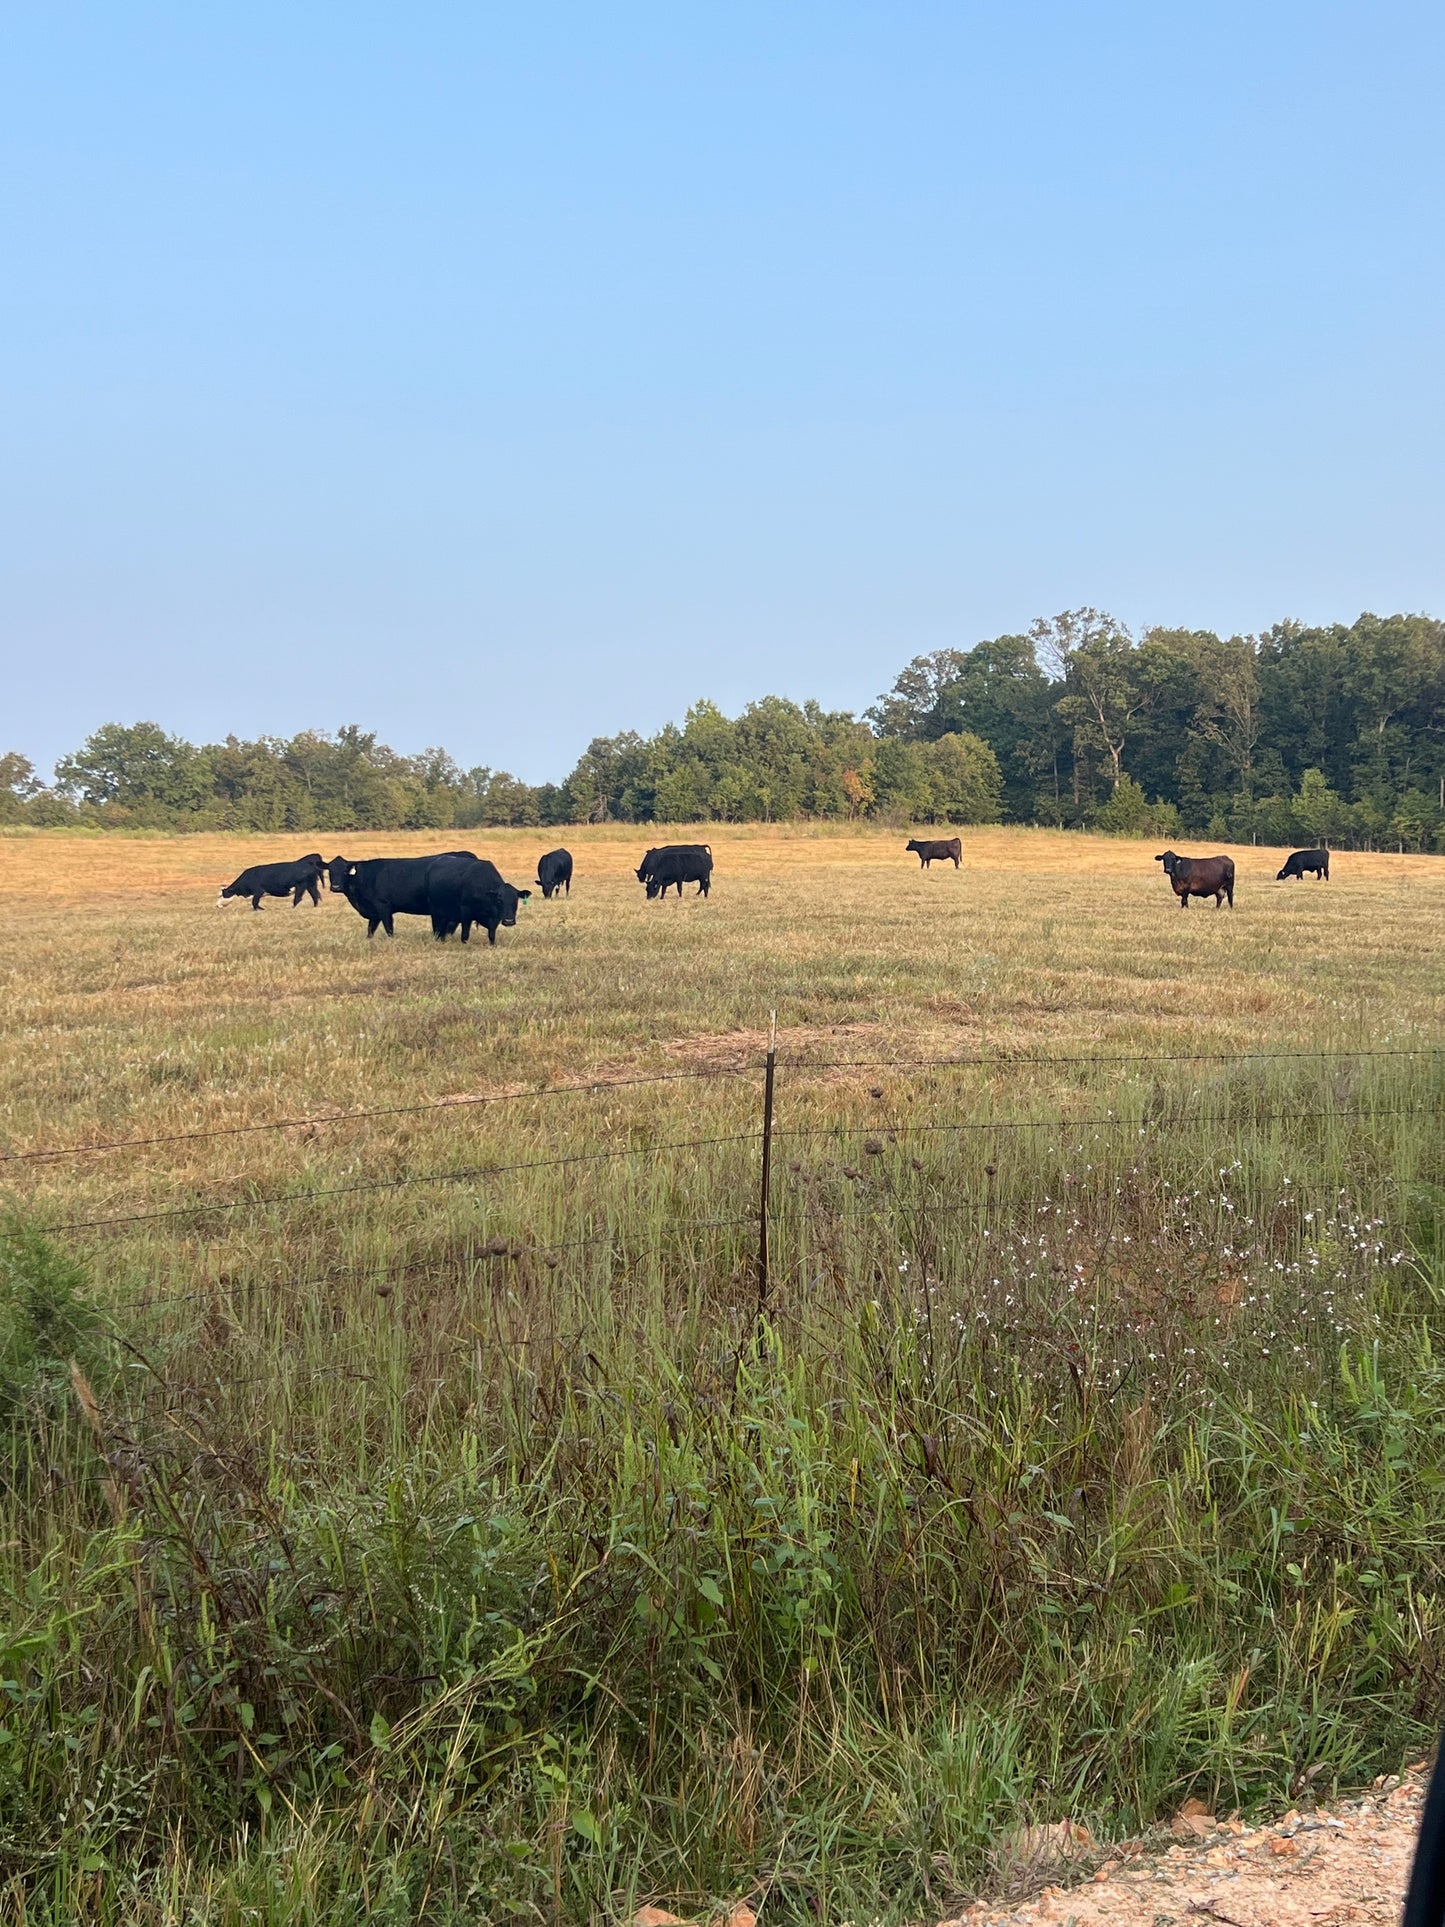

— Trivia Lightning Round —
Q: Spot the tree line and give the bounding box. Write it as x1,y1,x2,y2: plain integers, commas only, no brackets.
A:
4,609,1443,849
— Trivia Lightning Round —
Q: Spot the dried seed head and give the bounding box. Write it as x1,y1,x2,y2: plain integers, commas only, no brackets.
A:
544,1253,561,1269
869,1086,884,1100
863,1137,884,1156
375,1284,393,1300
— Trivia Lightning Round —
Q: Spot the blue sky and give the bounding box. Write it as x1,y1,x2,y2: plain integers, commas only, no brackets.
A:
4,3,1442,782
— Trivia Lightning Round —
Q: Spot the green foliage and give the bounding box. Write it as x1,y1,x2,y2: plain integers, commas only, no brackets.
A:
54,722,212,821
6,1068,1445,1919
0,1218,104,1429
1093,774,1181,838
869,609,1445,843
5,608,1444,839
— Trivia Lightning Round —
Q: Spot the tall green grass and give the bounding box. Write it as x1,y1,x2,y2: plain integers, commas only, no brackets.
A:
2,1053,1444,1922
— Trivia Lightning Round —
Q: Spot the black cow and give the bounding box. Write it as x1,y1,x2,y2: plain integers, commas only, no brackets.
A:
536,848,573,899
327,852,477,938
1155,850,1235,910
906,836,962,869
426,856,531,944
217,854,326,911
1277,848,1330,882
636,844,713,899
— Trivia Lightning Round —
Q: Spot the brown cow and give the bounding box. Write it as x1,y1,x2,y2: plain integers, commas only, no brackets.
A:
906,836,962,869
1155,850,1235,909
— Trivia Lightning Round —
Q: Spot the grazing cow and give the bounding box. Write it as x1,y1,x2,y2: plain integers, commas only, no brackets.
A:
1277,848,1330,882
636,844,713,899
906,836,962,869
217,853,327,910
1155,850,1235,910
327,852,477,938
425,856,531,944
535,848,573,899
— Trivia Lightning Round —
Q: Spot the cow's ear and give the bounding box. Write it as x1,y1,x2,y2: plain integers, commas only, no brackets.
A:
518,889,532,901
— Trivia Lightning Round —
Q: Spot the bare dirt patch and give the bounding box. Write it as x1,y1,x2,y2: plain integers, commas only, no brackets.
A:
944,1769,1428,1926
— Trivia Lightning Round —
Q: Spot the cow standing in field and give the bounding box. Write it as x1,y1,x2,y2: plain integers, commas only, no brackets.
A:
217,854,327,910
535,849,573,898
1277,848,1330,882
636,844,713,898
1155,850,1235,909
327,852,477,937
426,857,531,944
905,836,962,869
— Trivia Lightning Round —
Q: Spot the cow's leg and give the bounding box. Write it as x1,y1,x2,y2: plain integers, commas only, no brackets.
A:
367,919,380,938
307,879,320,906
486,923,498,945
460,922,472,943
564,877,570,894
951,855,960,867
252,894,264,910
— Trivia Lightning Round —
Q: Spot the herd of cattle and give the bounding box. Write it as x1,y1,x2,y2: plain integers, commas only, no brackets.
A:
217,836,1334,942
216,841,716,941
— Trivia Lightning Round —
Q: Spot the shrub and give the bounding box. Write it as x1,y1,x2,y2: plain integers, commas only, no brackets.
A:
1094,775,1182,838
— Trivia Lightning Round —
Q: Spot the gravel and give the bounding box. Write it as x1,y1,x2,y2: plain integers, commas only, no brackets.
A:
941,1767,1429,1927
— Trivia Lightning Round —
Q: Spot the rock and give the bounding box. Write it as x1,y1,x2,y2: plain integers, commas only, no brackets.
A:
634,1909,689,1926
1172,1798,1216,1838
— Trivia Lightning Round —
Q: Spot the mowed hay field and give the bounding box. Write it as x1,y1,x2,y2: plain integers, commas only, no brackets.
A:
1,825,1443,1925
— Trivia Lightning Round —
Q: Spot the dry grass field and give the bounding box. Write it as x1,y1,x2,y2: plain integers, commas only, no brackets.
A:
0,825,1442,1924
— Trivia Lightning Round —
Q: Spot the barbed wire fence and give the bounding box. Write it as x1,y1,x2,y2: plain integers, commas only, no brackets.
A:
4,1038,1440,1340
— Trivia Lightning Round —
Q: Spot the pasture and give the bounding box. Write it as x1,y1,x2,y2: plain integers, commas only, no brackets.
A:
1,825,1442,1924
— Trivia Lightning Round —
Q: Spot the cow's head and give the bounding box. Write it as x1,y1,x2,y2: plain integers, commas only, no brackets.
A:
477,882,531,936
635,850,658,883
645,876,663,899
302,853,325,869
1154,851,1180,875
216,884,236,907
326,857,355,894
905,839,922,854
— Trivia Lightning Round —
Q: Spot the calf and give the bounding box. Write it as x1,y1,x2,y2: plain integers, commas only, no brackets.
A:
906,836,962,869
426,856,531,944
1277,848,1329,882
217,854,326,910
1155,850,1235,910
536,848,573,898
636,844,713,899
327,852,477,937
